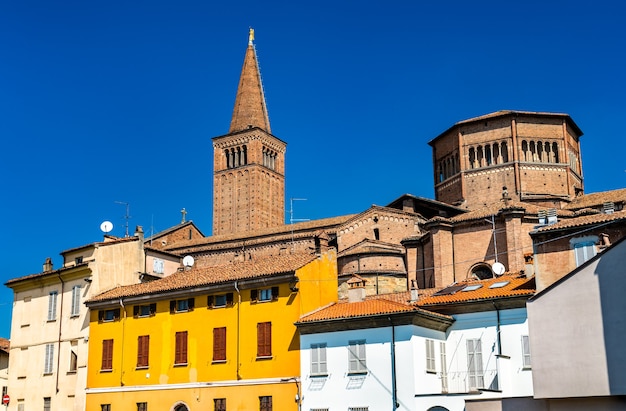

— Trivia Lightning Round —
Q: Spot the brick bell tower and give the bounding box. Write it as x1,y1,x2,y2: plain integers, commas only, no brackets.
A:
212,29,286,236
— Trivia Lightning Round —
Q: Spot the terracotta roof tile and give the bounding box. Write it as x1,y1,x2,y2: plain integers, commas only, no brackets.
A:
60,236,139,255
565,188,626,210
535,209,626,233
298,299,452,323
88,253,318,303
416,274,535,306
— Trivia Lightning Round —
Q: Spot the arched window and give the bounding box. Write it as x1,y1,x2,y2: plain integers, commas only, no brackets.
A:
173,403,189,411
477,146,484,167
501,142,509,163
537,141,544,162
530,141,537,162
469,147,476,169
521,140,528,161
552,142,559,163
485,145,492,166
470,263,493,280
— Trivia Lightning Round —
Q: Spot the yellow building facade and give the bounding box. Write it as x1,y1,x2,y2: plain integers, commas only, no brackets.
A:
85,251,337,411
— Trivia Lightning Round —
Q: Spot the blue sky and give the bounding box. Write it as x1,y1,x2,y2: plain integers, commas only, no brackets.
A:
1,0,625,337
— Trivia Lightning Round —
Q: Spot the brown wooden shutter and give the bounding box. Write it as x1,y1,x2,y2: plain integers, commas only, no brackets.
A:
137,335,149,367
170,301,176,313
207,295,214,308
187,298,195,311
150,303,157,316
257,322,272,357
133,306,139,318
175,331,188,364
213,327,226,361
250,289,258,302
271,286,279,301
113,308,121,320
226,293,234,306
98,310,105,322
101,339,113,370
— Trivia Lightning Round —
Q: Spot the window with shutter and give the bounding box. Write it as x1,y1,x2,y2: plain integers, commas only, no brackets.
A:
137,402,148,411
310,343,327,375
521,335,532,369
71,285,81,317
425,339,436,373
213,327,226,362
259,396,272,411
214,398,226,411
467,338,484,389
257,322,272,358
48,291,58,321
348,340,367,373
101,339,113,370
44,343,54,374
175,331,188,365
440,342,448,393
171,298,194,313
137,335,150,368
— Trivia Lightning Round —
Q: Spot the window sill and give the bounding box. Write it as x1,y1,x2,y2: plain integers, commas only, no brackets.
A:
174,363,188,367
136,366,149,370
256,356,273,361
426,370,437,374
212,360,227,364
522,366,532,371
347,371,368,376
47,319,57,323
67,371,77,375
100,369,113,373
310,373,329,378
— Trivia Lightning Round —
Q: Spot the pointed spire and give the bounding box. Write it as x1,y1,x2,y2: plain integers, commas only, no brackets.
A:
229,28,271,134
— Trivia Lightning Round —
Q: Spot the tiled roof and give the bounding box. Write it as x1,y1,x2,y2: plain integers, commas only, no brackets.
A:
0,337,9,353
164,215,354,253
88,252,318,303
298,299,452,323
564,188,626,211
535,209,626,233
449,199,573,223
60,236,138,255
144,221,204,242
416,274,535,306
6,262,90,286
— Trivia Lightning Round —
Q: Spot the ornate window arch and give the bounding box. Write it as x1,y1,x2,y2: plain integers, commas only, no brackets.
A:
469,262,493,280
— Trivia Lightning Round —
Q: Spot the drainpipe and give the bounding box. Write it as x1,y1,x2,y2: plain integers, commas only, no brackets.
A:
119,298,126,386
492,302,502,391
55,273,65,394
389,317,398,409
234,281,241,380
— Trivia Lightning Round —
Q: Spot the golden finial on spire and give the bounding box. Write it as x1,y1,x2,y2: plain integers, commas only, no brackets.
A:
248,27,255,44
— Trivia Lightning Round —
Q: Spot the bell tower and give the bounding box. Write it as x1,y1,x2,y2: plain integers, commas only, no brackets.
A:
212,29,286,236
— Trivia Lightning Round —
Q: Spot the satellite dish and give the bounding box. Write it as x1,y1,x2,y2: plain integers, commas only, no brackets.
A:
100,221,113,233
492,262,506,276
183,255,195,267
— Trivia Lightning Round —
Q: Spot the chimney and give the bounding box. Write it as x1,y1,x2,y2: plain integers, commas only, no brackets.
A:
43,257,53,272
410,280,419,302
347,275,366,303
134,225,144,241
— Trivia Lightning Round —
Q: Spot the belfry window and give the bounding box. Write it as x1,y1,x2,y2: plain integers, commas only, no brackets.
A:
225,145,247,169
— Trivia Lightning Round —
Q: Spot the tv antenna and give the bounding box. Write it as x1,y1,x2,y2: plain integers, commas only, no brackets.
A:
115,201,131,237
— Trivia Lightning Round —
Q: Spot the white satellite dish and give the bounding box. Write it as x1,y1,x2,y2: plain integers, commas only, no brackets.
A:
100,221,113,233
183,255,195,267
492,262,506,276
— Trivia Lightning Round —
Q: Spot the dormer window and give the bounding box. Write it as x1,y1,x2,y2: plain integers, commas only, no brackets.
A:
75,256,83,265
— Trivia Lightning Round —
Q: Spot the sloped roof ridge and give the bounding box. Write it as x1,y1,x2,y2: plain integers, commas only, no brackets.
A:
565,187,626,210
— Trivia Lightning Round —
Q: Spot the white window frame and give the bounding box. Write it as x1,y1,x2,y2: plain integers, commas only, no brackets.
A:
425,339,436,373
521,335,532,369
348,340,367,374
153,258,164,274
310,343,327,376
47,291,58,321
467,338,484,389
71,285,81,317
44,343,54,374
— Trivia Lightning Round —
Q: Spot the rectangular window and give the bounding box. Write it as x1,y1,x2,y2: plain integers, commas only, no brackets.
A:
467,338,484,389
101,405,111,411
440,342,448,393
170,298,194,313
214,398,226,411
257,322,272,358
43,397,51,411
69,341,78,373
48,291,58,321
425,339,436,373
251,287,279,303
44,344,54,374
574,241,596,267
98,308,121,322
310,343,327,376
133,304,157,318
137,335,150,368
137,402,147,411
259,396,272,411
101,339,113,371
348,340,367,374
348,408,369,411
71,285,81,317
17,403,24,411
175,331,188,365
208,293,233,308
521,335,531,369
153,258,164,274
213,327,226,362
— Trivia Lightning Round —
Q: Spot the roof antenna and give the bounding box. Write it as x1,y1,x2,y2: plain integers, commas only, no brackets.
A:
115,201,131,237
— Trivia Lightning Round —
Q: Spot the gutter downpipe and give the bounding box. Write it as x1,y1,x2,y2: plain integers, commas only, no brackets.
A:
234,281,241,380
493,302,501,391
389,317,398,409
55,273,65,393
119,298,126,386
